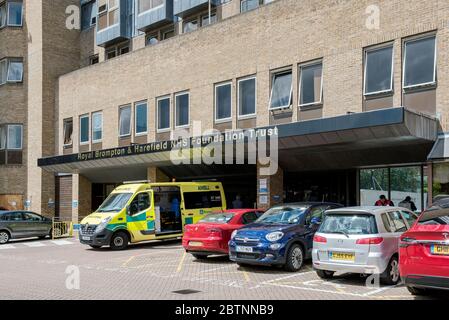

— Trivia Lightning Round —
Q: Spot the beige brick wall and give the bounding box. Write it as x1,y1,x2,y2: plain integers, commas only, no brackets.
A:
57,0,449,157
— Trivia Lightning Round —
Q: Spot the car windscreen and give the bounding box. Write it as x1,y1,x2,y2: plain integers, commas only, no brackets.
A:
97,193,133,213
319,214,378,235
418,207,449,225
257,207,307,224
199,213,234,224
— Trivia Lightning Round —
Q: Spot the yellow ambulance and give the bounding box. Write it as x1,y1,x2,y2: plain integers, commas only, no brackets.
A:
79,181,226,250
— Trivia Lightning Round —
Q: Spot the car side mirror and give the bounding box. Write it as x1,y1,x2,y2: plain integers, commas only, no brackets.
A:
310,217,322,226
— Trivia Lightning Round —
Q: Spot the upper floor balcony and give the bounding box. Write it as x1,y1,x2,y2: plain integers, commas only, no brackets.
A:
136,0,174,32
96,0,132,47
173,0,220,18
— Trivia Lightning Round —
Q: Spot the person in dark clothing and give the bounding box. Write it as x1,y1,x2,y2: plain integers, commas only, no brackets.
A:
375,195,394,207
399,196,417,211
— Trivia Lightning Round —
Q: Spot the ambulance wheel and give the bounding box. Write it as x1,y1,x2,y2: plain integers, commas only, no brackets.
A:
110,231,129,250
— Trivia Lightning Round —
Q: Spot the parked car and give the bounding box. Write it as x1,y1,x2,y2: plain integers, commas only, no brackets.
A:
312,206,418,285
400,198,449,295
229,202,342,272
183,209,265,259
0,211,53,244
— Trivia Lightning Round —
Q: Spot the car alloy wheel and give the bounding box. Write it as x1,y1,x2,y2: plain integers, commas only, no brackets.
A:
291,246,303,270
389,259,400,283
0,231,10,244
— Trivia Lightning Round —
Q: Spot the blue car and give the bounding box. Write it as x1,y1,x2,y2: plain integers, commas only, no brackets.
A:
229,202,343,272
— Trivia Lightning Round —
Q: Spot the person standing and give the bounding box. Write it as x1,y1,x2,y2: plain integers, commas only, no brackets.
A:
399,196,417,211
375,195,394,207
232,195,243,209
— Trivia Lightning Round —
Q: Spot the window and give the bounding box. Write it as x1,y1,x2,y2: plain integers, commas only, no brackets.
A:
201,12,217,26
0,124,23,165
1,58,23,84
364,45,394,95
90,55,99,65
403,35,437,89
146,34,159,46
215,82,232,122
387,211,407,233
119,105,132,137
98,0,119,31
238,76,256,118
401,210,418,227
63,118,73,147
157,96,170,131
92,112,103,142
320,214,378,235
162,27,175,40
138,0,164,14
175,92,189,128
183,19,198,33
0,126,5,150
129,192,151,215
135,102,148,135
241,0,261,12
0,2,6,28
0,59,7,85
80,115,90,144
81,0,97,30
306,205,327,225
119,45,129,55
270,70,292,110
242,212,259,224
299,62,323,106
183,192,223,210
106,48,116,60
6,124,22,150
4,1,23,26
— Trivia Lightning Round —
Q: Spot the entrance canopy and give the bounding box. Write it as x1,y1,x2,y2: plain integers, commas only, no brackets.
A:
38,107,438,180
428,133,449,161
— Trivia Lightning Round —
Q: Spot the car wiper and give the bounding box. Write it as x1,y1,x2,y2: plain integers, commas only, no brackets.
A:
334,231,350,238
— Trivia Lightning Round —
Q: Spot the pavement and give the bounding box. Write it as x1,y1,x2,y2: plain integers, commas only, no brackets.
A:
0,236,442,300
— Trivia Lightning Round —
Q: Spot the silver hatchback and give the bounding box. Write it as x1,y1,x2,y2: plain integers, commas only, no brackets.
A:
312,206,418,285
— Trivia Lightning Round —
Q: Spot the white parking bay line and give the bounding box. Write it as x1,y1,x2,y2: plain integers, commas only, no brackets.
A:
51,240,74,246
0,244,15,250
23,242,46,247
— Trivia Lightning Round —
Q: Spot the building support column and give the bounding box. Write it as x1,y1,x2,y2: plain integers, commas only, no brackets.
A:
71,174,92,223
257,162,284,210
147,167,171,183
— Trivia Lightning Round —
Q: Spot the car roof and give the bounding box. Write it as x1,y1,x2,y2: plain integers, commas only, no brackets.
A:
223,209,262,214
273,202,342,208
325,206,409,215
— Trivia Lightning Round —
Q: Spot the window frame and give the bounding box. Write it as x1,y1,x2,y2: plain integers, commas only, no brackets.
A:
402,34,437,90
363,43,395,96
298,60,323,108
79,114,90,145
183,18,199,33
91,111,103,143
6,1,23,27
145,33,159,46
269,69,293,111
161,26,175,40
237,75,257,119
174,91,190,129
0,58,7,85
5,124,23,150
201,11,217,27
137,0,164,16
97,0,119,32
156,95,171,133
4,58,23,83
214,81,233,123
63,118,74,148
0,2,7,28
118,105,132,138
134,101,148,136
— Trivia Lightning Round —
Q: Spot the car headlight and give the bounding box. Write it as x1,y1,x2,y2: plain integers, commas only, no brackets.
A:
266,232,284,242
95,217,112,234
231,230,238,240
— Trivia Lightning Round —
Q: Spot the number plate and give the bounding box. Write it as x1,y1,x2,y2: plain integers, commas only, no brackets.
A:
329,252,355,262
236,246,253,253
431,245,449,255
82,236,91,241
189,241,203,247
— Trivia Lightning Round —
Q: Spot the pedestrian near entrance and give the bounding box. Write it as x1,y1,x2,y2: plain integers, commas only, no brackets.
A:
232,195,243,209
375,195,394,207
399,196,417,212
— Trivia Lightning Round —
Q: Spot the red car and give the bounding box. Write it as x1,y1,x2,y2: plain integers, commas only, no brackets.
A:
400,198,449,296
182,209,264,259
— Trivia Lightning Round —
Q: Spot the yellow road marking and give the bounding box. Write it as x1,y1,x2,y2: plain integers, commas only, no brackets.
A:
122,256,136,267
242,269,250,282
177,251,187,273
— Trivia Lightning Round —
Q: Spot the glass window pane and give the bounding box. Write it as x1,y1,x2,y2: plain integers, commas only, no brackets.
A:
63,119,73,146
7,2,22,26
300,63,322,105
0,126,6,150
108,9,119,26
146,35,158,46
175,94,189,127
80,116,90,143
135,103,148,134
404,36,436,87
241,0,259,12
183,20,198,33
92,113,103,141
365,46,393,94
7,60,23,82
391,167,422,212
157,98,170,130
201,13,217,26
360,168,389,206
270,71,292,109
162,28,174,40
0,4,6,28
7,125,22,149
81,2,96,30
0,60,7,85
215,83,232,120
119,106,131,136
98,12,107,30
239,78,256,116
433,162,449,202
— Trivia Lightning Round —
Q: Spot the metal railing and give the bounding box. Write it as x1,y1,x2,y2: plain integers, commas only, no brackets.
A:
52,218,74,239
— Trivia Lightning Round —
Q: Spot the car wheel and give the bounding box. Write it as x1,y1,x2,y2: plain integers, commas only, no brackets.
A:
407,286,428,296
192,254,208,260
316,270,335,279
284,244,304,272
380,256,400,285
0,231,10,244
110,231,129,250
